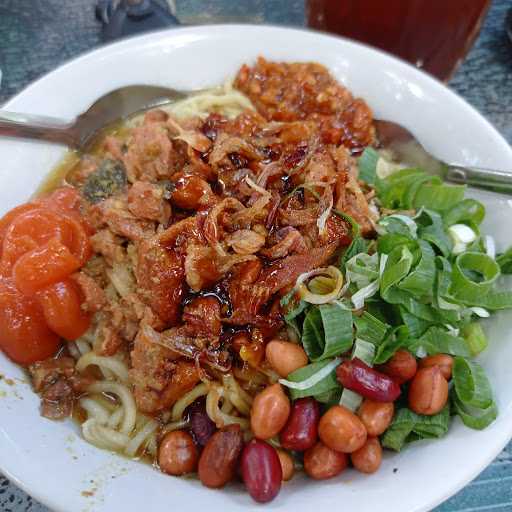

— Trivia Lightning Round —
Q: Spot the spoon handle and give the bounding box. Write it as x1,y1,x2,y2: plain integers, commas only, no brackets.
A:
445,165,512,194
0,110,79,148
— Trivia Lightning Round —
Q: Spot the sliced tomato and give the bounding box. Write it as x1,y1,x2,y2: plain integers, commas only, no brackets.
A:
0,278,60,365
38,279,91,340
13,238,81,295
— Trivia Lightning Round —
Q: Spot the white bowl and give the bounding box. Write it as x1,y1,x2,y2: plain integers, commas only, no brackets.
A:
1,24,512,512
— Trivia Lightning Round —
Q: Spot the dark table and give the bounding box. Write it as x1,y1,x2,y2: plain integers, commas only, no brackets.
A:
1,1,512,511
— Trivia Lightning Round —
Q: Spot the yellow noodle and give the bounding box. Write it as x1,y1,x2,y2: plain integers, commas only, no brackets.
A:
125,418,159,457
87,381,136,435
80,397,110,424
76,352,130,383
161,419,190,436
82,418,130,451
168,81,254,119
107,407,124,429
170,383,209,422
206,384,250,430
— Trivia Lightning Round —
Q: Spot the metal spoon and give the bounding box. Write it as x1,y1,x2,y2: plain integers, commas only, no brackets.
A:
0,85,187,149
1,85,511,193
374,119,512,194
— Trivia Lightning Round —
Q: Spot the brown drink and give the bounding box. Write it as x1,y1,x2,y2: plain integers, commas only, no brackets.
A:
307,0,492,81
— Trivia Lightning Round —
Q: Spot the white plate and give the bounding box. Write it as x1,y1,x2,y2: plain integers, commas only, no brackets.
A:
1,24,512,512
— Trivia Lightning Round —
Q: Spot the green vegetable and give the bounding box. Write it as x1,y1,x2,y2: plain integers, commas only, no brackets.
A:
415,209,453,257
399,307,432,338
302,304,353,361
378,215,417,239
397,240,436,298
443,199,485,227
357,147,379,185
339,236,370,270
351,338,376,365
496,246,512,274
376,168,465,212
82,159,127,204
346,253,379,287
354,312,389,345
374,335,406,364
451,357,497,430
376,168,434,209
471,290,512,310
280,291,307,340
381,406,450,451
281,359,340,400
380,245,414,302
452,358,493,409
452,398,497,430
461,322,488,356
411,326,471,357
413,182,466,212
450,252,501,304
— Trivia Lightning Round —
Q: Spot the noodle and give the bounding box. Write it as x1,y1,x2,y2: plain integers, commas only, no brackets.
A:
107,407,124,429
125,418,159,457
206,384,250,430
76,352,130,383
87,381,136,435
167,81,254,119
82,418,131,451
170,383,210,422
80,397,110,424
161,420,190,437
223,375,253,415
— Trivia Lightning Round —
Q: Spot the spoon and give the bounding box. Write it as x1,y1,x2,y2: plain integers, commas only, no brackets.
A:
1,85,511,193
374,119,512,194
0,85,187,149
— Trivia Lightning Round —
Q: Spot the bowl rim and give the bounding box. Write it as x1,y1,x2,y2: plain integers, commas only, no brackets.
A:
1,23,512,512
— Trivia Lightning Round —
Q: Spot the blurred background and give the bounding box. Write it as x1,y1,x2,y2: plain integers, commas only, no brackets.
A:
0,1,512,511
0,0,511,142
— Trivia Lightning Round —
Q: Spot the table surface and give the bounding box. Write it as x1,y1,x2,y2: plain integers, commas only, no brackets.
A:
1,1,512,511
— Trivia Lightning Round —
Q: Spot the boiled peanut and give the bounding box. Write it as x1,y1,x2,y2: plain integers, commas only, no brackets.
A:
251,383,291,439
358,399,394,437
304,441,348,480
158,430,198,476
276,449,295,481
379,349,418,384
419,354,454,380
408,366,448,415
265,340,308,377
318,405,367,453
350,437,382,474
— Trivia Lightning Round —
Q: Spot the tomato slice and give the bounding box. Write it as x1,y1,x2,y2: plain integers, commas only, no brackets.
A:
0,278,60,365
13,238,81,295
38,279,91,340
